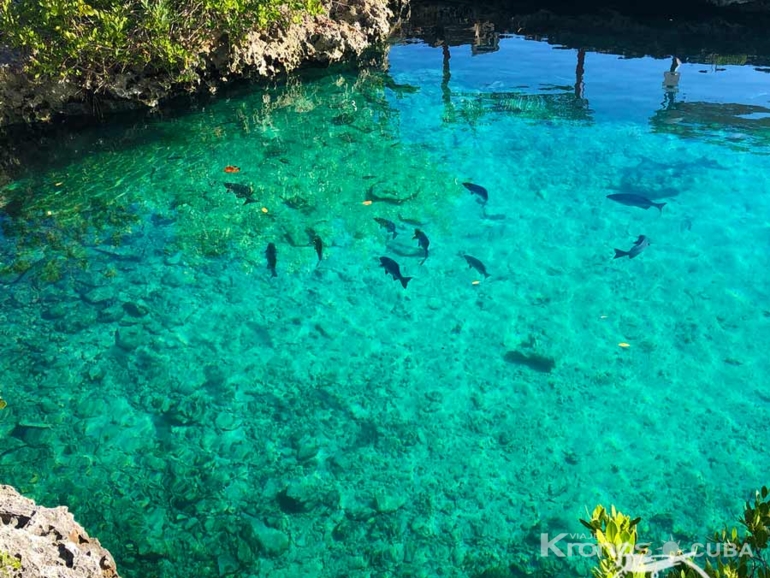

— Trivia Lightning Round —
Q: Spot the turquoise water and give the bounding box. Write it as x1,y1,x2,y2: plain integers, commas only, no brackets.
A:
2,33,770,578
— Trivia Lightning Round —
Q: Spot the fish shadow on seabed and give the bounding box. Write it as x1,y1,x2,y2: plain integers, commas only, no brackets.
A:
480,206,506,221
385,239,425,259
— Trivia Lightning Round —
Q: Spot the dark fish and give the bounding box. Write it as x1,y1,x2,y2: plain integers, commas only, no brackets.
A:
614,235,649,259
606,193,665,212
462,254,490,278
413,229,430,264
379,257,412,289
374,217,398,239
313,235,323,264
463,182,488,203
266,243,277,277
223,182,257,204
223,182,251,196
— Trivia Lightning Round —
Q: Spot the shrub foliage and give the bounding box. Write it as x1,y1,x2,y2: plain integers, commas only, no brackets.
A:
581,486,770,578
0,0,324,86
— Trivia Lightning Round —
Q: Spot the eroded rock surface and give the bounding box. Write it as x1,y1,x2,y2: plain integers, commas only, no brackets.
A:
0,0,409,126
0,485,121,578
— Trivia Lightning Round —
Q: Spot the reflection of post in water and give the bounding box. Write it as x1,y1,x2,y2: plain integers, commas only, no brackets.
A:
442,44,451,102
662,56,681,110
441,39,455,123
441,42,456,123
575,48,586,100
472,21,499,55
434,23,455,123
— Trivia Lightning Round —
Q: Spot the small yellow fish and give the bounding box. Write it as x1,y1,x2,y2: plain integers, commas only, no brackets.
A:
362,200,373,206
0,398,6,410
261,207,268,213
472,280,480,285
618,342,630,348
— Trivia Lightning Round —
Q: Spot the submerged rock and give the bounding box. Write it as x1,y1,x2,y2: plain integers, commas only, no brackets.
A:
374,490,406,513
41,304,67,320
114,326,145,351
246,518,289,557
80,287,115,306
122,302,149,318
0,484,121,578
97,305,125,323
54,309,98,334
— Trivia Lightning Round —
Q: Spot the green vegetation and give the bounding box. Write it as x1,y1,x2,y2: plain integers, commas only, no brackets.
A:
0,551,21,578
713,54,749,66
582,486,770,578
0,0,324,87
580,504,646,578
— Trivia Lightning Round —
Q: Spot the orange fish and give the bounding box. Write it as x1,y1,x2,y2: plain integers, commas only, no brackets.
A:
224,165,240,174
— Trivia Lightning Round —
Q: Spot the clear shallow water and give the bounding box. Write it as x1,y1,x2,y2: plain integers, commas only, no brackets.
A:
1,33,770,578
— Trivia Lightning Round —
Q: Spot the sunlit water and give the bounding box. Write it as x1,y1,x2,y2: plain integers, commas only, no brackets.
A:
1,33,770,578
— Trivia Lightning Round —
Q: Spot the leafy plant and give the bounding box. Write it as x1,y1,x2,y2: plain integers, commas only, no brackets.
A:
700,486,770,578
0,0,324,89
581,487,770,578
580,504,645,578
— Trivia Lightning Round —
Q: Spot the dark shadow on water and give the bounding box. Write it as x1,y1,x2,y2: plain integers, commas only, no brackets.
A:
405,0,770,65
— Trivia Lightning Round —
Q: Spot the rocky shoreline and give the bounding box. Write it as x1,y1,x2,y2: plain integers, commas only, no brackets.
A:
0,0,409,127
0,485,121,578
4,0,770,128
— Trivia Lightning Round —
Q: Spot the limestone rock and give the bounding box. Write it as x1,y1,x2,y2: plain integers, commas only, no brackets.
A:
244,518,290,557
0,0,409,126
0,484,121,578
